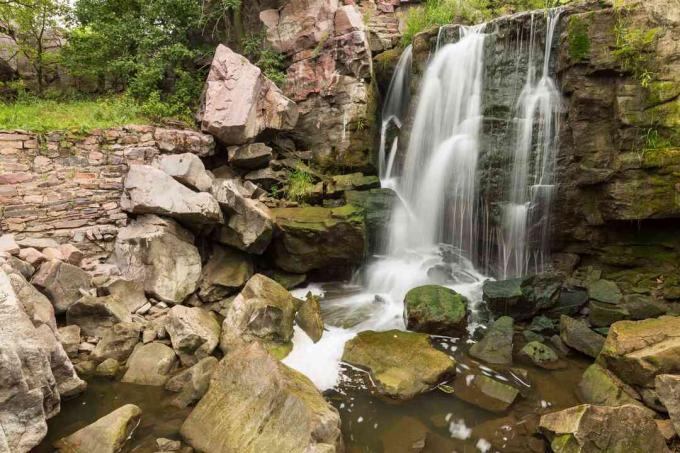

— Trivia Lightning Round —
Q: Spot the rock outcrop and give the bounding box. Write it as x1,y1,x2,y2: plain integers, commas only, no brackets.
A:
180,342,343,453
199,44,298,146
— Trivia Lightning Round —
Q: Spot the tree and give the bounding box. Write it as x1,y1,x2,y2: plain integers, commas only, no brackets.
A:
0,0,69,94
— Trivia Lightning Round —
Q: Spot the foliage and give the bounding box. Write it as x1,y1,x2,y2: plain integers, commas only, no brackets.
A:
613,13,661,88
0,0,69,94
242,33,287,87
567,15,590,62
286,169,316,203
0,96,148,132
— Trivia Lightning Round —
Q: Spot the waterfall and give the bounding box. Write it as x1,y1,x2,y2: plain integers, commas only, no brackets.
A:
499,9,563,279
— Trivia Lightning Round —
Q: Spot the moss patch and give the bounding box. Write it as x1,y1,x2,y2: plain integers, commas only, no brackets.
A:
568,15,591,62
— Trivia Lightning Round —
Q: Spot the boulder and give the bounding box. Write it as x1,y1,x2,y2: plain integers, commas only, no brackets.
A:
153,127,215,157
121,342,178,386
198,245,253,303
7,268,56,331
559,315,605,358
16,237,58,250
577,364,653,415
539,404,669,453
270,205,366,274
544,287,589,318
0,234,19,255
166,306,221,366
325,173,380,197
656,374,680,436
199,44,298,145
450,371,520,413
180,342,342,453
121,164,223,225
58,244,84,266
244,166,287,191
220,274,296,356
101,278,148,313
587,279,623,304
53,404,142,453
519,341,563,369
589,294,668,327
5,255,35,279
31,259,92,314
18,247,47,267
110,215,202,304
227,143,274,169
342,329,456,399
211,179,274,254
90,322,142,363
0,269,85,452
57,325,81,358
95,358,120,378
403,285,468,336
597,316,680,387
165,356,219,408
153,153,213,192
295,292,324,343
483,273,562,321
469,316,514,365
66,295,132,337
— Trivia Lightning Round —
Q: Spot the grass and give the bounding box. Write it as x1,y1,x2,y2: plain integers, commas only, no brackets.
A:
286,169,316,203
0,96,150,133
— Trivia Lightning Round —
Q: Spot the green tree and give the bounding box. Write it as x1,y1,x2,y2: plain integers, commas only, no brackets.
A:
0,0,69,94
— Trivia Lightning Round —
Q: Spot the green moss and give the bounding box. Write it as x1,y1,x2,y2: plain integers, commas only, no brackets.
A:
613,12,661,88
567,15,591,62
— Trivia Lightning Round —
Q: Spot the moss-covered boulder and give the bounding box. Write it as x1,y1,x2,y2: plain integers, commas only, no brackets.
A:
270,205,366,274
345,188,396,253
559,315,605,359
403,285,468,336
597,316,680,387
342,329,455,399
589,294,668,327
519,341,563,369
469,316,514,365
577,364,653,416
483,273,562,320
295,292,324,343
586,279,622,304
539,404,669,453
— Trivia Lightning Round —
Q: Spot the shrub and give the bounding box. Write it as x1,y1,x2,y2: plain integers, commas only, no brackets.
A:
286,169,316,203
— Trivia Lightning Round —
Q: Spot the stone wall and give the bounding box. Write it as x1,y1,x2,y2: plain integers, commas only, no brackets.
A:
0,126,215,257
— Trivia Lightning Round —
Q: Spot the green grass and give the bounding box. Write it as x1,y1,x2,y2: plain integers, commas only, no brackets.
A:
0,96,150,133
286,169,316,203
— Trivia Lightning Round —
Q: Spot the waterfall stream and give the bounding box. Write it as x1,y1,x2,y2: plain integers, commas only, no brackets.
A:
285,10,564,393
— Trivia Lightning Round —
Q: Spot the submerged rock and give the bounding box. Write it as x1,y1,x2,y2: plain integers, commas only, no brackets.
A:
451,372,520,413
54,404,142,453
403,285,468,336
121,342,178,386
180,342,342,453
539,404,668,453
469,316,514,365
31,259,92,314
342,329,456,399
559,315,604,359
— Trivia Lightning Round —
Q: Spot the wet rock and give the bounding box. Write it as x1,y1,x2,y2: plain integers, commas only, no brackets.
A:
180,342,342,452
227,143,274,169
220,274,295,356
345,188,396,253
598,316,680,387
0,269,85,452
656,374,680,436
166,306,221,366
57,325,81,358
121,342,178,386
91,322,142,363
66,295,132,337
211,179,274,254
121,164,223,225
325,173,380,197
342,329,456,399
559,315,604,358
404,285,468,336
295,292,324,343
54,404,142,453
451,372,520,413
270,205,366,274
539,404,668,453
586,279,622,304
153,153,213,192
265,269,307,290
469,316,514,365
165,356,218,408
199,44,298,145
198,245,253,303
483,273,562,321
31,259,92,314
95,358,120,378
110,215,202,304
102,278,149,314
519,341,563,369
577,364,653,415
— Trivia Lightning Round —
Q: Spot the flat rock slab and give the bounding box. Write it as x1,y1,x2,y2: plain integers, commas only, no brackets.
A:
342,329,456,399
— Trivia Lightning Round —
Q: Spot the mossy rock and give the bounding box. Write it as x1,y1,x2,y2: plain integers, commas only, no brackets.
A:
577,364,654,416
342,329,456,399
586,279,622,304
469,316,514,365
404,285,468,336
451,372,520,413
519,341,562,370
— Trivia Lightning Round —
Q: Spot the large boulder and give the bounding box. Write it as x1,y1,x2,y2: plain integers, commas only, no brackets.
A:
559,315,605,358
0,269,85,452
403,285,468,336
341,329,456,399
90,322,142,364
121,164,223,225
211,179,274,254
6,268,56,331
153,127,215,157
101,278,148,314
165,356,218,408
153,153,213,192
66,295,131,337
180,342,342,453
110,215,202,304
31,259,92,314
121,342,178,386
198,245,253,303
199,44,298,145
539,404,669,453
597,316,680,387
270,205,366,274
166,306,221,366
220,274,296,356
469,316,514,365
483,273,562,321
53,404,142,453
656,374,680,436
577,364,652,415
227,143,274,169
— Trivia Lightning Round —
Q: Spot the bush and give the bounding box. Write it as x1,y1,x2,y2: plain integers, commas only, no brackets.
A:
242,33,287,87
286,169,316,202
